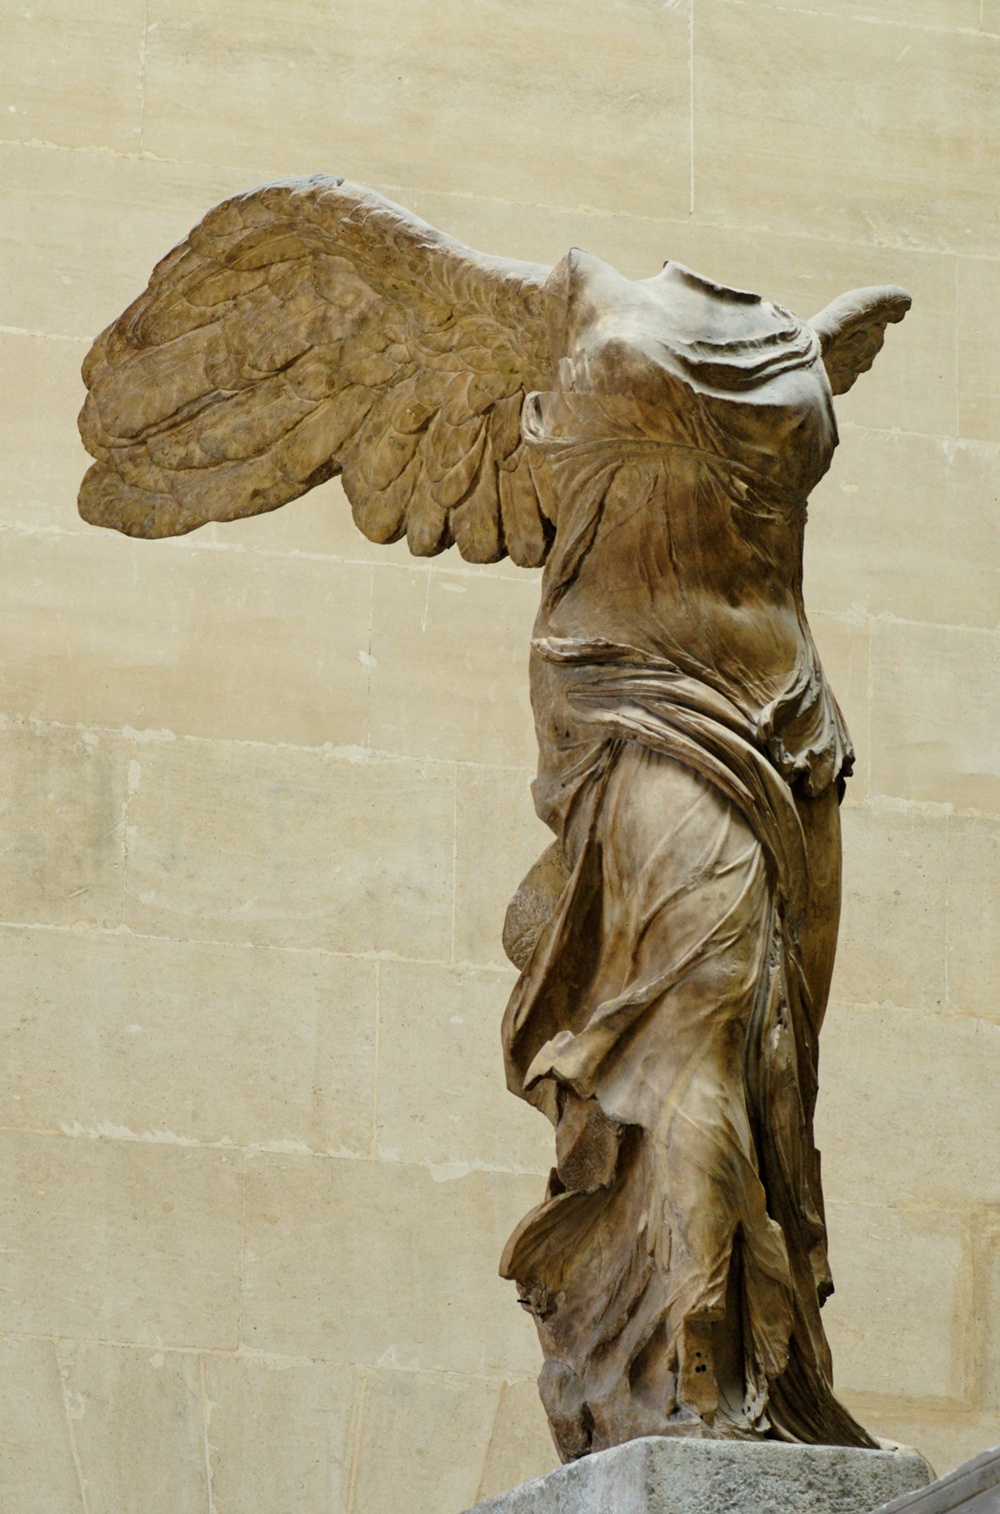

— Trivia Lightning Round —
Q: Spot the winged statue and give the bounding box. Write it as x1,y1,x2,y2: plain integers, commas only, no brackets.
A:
78,174,911,1460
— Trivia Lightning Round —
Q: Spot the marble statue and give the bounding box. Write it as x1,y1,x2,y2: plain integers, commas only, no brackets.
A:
77,175,911,1461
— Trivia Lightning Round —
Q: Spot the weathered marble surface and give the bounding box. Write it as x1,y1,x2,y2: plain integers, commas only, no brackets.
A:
5,0,1000,1504
77,174,912,1458
463,1435,932,1514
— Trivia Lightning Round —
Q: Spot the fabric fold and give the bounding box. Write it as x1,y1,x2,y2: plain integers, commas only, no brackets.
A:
501,643,874,1457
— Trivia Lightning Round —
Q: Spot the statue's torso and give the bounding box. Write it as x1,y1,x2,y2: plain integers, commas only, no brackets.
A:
523,254,851,829
535,449,809,712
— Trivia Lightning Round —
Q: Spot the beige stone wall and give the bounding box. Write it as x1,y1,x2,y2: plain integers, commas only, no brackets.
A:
1,2,998,1509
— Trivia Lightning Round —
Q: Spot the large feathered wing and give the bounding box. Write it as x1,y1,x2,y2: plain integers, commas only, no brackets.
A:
78,175,556,566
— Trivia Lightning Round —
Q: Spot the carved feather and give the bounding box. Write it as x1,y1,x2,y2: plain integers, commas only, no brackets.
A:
78,175,555,563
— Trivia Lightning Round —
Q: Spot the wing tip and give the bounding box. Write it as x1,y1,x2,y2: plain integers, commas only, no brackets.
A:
78,463,197,539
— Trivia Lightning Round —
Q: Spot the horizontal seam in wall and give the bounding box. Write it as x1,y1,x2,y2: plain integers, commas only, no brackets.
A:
0,1122,548,1178
3,140,1000,266
0,324,88,343
808,609,1000,642
0,917,517,973
0,1329,542,1381
3,525,1000,646
841,1389,1000,1417
0,714,995,817
0,523,541,586
865,792,1000,823
711,0,997,41
837,422,1000,454
0,709,538,773
824,1198,985,1220
829,998,1000,1028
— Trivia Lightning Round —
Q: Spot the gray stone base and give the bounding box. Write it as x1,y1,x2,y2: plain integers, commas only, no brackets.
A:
875,1443,1000,1511
464,1435,932,1514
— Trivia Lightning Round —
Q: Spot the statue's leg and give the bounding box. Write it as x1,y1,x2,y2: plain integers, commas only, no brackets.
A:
793,785,843,1038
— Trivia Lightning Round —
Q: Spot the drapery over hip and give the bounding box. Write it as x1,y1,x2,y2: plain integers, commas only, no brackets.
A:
500,639,873,1452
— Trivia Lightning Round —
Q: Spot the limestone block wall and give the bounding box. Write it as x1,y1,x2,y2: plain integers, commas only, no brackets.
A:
0,2,998,1510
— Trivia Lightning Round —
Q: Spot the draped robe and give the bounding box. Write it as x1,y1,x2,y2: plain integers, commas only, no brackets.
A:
499,253,874,1459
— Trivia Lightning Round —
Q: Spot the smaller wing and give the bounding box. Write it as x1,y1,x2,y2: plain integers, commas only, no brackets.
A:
79,175,557,566
808,285,911,396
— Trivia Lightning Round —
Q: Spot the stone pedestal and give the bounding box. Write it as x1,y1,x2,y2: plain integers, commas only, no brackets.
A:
464,1436,932,1514
876,1443,1000,1511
